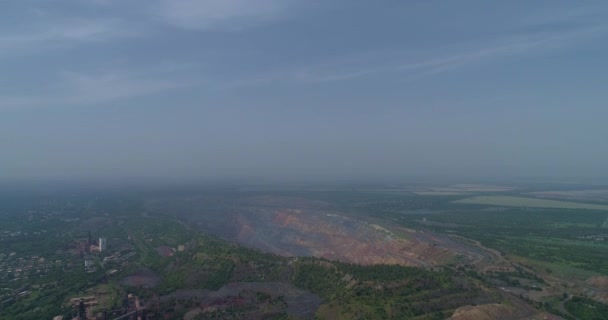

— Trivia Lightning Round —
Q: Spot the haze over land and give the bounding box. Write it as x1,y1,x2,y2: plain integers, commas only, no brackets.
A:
2,0,608,185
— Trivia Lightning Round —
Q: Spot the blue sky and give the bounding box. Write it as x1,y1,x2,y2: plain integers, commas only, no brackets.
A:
1,0,608,183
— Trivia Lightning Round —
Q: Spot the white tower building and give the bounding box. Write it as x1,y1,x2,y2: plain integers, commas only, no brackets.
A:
99,238,107,252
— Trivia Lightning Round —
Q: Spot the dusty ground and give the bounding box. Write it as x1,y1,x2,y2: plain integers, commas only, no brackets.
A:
146,194,608,312
147,196,492,268
448,303,563,320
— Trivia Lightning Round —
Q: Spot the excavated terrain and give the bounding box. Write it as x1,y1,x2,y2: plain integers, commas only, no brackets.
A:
146,195,490,267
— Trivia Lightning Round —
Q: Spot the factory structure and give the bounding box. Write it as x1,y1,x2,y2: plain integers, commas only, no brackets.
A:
99,238,107,252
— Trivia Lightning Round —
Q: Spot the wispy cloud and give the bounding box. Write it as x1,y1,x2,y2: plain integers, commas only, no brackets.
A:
279,22,608,84
0,19,138,58
82,0,300,31
0,69,189,110
150,0,296,30
59,71,187,104
516,5,608,29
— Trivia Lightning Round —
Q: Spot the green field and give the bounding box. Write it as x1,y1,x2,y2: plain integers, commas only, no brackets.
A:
453,196,608,210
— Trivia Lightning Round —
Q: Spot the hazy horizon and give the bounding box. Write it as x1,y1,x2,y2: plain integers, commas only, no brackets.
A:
2,1,608,184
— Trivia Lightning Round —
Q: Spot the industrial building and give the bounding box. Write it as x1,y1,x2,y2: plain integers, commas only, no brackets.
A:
99,238,107,252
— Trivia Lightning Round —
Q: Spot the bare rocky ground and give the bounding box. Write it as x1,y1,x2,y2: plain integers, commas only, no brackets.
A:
146,195,489,267
145,195,606,318
448,304,563,320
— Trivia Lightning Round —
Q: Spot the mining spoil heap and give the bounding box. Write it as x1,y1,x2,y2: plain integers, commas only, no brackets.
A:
146,195,489,267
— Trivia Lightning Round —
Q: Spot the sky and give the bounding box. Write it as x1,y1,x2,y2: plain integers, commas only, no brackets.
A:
1,0,608,184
